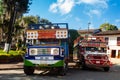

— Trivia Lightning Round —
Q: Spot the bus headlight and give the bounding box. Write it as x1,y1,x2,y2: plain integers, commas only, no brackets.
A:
51,48,59,55
29,49,37,55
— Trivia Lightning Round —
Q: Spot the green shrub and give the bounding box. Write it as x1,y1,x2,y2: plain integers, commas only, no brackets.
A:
0,50,25,55
0,50,25,63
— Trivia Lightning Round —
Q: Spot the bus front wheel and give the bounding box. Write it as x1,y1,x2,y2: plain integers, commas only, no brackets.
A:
103,67,110,72
24,66,35,75
59,62,68,76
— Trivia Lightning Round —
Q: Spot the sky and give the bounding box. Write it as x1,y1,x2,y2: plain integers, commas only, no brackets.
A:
24,0,120,30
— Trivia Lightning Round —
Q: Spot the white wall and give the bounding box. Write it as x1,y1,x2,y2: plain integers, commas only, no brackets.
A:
108,36,117,46
105,35,120,58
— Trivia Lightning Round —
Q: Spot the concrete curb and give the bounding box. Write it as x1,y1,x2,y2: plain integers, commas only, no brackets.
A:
0,62,23,70
0,68,23,70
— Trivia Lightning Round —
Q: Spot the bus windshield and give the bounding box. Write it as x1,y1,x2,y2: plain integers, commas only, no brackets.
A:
85,47,106,52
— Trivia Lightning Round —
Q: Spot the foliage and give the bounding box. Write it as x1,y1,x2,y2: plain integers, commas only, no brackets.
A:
0,0,31,43
0,50,25,63
17,16,52,27
15,16,52,47
40,18,52,24
17,15,40,27
0,50,25,55
17,16,52,28
16,38,22,51
100,23,118,31
3,0,31,15
69,29,80,44
69,29,80,54
0,0,4,15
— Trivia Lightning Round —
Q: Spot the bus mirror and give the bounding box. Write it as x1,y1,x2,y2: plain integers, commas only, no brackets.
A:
60,48,65,57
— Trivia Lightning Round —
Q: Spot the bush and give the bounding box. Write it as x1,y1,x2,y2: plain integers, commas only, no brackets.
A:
0,50,25,63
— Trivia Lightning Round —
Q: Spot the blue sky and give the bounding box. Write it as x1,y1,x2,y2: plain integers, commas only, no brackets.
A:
24,0,120,30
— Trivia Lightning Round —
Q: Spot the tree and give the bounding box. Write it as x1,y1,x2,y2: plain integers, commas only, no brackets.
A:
17,15,40,28
2,0,32,52
15,15,40,47
17,16,52,28
15,16,52,48
40,18,52,24
0,0,7,42
69,29,80,61
100,23,118,31
16,16,51,38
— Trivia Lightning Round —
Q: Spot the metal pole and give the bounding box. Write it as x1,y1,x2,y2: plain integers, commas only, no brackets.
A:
88,22,91,36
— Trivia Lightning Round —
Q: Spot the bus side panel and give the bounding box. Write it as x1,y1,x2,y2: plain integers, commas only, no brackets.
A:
61,41,69,58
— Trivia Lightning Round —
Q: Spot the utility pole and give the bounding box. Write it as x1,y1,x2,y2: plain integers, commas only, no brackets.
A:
88,22,91,36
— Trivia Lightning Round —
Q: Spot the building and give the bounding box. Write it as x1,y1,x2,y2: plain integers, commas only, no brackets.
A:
78,29,94,37
95,30,120,58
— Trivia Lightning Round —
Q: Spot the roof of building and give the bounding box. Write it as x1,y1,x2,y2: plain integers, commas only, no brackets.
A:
95,30,120,36
78,29,95,34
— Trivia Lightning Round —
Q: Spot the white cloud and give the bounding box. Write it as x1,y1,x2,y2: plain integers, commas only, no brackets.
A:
115,19,120,23
49,0,108,15
84,9,101,18
49,0,75,15
49,3,58,13
62,14,73,20
59,0,75,14
90,9,101,16
76,0,108,9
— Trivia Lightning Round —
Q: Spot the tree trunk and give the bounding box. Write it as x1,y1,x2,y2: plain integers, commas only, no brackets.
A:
3,43,11,52
3,3,17,53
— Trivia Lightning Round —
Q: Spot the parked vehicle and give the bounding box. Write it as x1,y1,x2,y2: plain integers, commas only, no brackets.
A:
74,36,111,71
24,23,69,75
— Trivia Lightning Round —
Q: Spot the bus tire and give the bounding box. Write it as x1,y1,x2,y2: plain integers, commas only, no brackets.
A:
103,67,110,72
24,66,35,75
59,62,68,76
80,56,87,70
81,61,87,70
